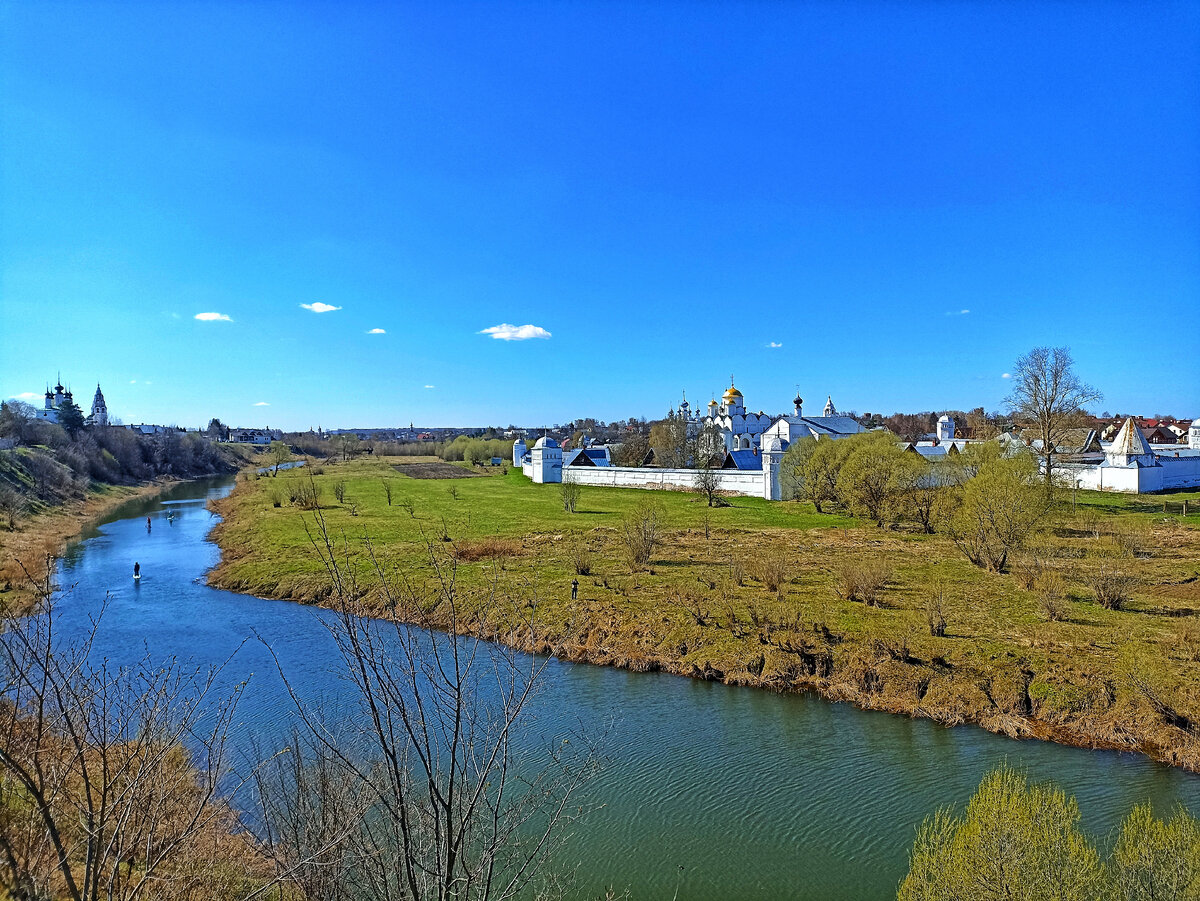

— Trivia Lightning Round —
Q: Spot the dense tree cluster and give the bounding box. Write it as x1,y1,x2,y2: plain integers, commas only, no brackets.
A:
781,432,1048,570
0,401,239,521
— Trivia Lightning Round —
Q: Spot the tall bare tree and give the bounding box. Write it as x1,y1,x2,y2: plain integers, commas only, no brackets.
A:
1005,347,1102,486
692,420,726,507
254,513,601,901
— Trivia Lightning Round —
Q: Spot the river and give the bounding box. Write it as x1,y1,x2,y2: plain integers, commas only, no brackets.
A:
51,476,1200,900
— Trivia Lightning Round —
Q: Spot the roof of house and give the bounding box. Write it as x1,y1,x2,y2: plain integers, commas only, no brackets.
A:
723,449,763,470
794,415,866,437
564,448,610,467
1020,428,1101,455
1108,418,1154,457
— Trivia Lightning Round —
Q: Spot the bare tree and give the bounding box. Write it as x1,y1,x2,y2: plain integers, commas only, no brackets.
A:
380,478,394,506
254,513,601,901
692,421,725,507
1005,346,1102,487
0,564,255,901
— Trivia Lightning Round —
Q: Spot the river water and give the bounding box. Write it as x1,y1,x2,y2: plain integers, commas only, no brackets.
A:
51,477,1200,900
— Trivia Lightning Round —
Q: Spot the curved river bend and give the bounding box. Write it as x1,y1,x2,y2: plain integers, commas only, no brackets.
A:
52,478,1200,900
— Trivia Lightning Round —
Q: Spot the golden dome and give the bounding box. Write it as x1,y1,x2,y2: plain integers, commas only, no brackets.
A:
722,385,743,401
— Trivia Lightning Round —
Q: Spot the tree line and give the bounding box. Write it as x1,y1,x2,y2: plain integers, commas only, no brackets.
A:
0,401,242,528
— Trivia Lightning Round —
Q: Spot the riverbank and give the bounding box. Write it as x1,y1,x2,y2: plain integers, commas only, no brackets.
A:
0,480,188,613
208,457,1200,771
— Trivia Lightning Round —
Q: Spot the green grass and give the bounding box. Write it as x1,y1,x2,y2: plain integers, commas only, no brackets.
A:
210,456,1200,771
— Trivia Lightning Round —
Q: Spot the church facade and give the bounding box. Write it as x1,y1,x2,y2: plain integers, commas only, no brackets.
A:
677,381,866,453
33,379,108,427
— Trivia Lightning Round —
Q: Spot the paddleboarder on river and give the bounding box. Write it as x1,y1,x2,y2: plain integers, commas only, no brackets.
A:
133,562,140,580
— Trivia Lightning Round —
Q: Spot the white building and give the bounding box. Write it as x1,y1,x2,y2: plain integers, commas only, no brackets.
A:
35,380,74,424
517,381,865,501
679,380,866,453
1055,417,1200,493
88,384,108,427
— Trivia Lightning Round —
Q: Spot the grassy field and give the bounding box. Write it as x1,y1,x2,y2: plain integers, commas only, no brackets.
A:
209,456,1200,770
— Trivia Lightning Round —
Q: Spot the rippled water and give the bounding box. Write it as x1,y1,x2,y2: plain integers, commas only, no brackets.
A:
52,478,1200,900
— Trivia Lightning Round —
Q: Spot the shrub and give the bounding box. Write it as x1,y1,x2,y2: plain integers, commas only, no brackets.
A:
1085,565,1137,611
1109,802,1200,900
834,560,893,607
621,499,664,569
947,454,1049,572
1035,571,1070,621
567,533,593,576
1108,521,1150,558
294,481,322,510
560,478,580,513
926,587,947,637
332,481,347,504
756,555,788,595
899,766,1102,901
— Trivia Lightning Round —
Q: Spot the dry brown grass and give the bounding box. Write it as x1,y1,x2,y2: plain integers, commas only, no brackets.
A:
833,559,893,606
450,537,524,562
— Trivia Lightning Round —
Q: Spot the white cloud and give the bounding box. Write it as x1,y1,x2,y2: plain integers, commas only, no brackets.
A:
10,392,38,400
130,379,137,384
367,328,386,334
301,302,342,313
195,312,232,322
423,384,435,389
1001,373,1012,379
479,323,551,341
945,309,970,316
253,401,270,406
767,341,783,348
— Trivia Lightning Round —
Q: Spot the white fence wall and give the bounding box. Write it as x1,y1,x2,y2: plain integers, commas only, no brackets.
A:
562,465,767,498
1057,457,1200,493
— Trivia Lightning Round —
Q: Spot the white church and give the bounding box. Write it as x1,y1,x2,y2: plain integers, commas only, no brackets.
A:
675,381,867,453
33,379,108,428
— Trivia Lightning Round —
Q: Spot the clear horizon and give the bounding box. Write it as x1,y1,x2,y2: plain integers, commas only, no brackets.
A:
2,2,1198,430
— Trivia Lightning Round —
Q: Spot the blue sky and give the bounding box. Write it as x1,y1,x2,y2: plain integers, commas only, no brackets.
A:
2,1,1198,430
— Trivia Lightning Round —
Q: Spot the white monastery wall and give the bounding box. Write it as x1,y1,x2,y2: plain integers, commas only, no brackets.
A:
561,466,767,498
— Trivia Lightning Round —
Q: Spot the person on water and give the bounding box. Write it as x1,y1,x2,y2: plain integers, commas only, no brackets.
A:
146,516,152,532
134,562,140,579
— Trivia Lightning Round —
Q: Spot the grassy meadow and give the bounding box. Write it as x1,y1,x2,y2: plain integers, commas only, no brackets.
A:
209,455,1200,770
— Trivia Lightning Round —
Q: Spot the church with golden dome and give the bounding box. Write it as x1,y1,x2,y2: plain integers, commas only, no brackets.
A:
677,378,866,454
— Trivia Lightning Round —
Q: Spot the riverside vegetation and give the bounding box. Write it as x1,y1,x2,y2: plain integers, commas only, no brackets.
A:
0,401,253,612
209,445,1200,771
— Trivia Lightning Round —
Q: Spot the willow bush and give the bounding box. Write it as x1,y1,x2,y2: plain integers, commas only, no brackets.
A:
899,765,1200,901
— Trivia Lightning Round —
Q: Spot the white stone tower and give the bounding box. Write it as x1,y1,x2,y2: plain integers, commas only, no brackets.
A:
1106,418,1157,467
530,436,562,483
1189,418,1200,450
823,395,836,417
90,384,108,427
937,415,955,442
761,434,788,500
512,437,527,466
793,393,803,416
